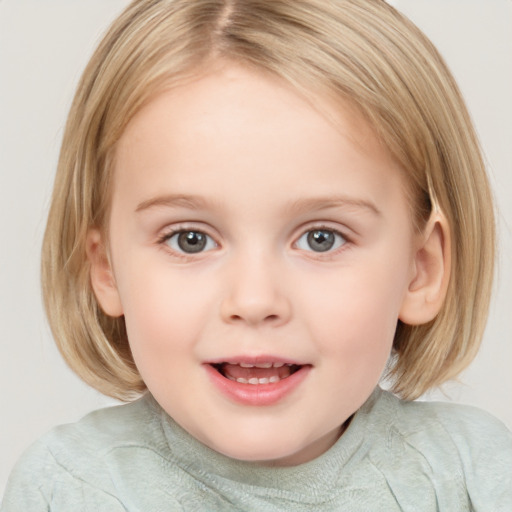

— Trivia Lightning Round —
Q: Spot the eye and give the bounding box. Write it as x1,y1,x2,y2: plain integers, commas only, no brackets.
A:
296,228,346,253
165,230,217,254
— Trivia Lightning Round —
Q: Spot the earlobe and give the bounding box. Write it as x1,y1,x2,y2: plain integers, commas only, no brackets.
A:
86,229,124,317
399,213,451,326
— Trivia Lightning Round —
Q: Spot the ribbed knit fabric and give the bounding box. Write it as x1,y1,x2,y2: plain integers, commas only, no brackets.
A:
2,387,511,511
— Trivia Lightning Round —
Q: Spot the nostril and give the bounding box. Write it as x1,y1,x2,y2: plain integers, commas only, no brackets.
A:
227,313,280,325
228,313,279,322
220,293,291,326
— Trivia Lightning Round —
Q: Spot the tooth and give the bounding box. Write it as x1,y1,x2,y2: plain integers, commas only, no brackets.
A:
226,375,236,382
269,376,280,383
258,378,270,384
273,363,284,368
236,378,248,384
240,363,255,368
248,378,259,385
255,362,272,368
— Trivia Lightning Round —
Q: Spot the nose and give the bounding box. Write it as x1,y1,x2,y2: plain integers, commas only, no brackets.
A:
220,252,292,327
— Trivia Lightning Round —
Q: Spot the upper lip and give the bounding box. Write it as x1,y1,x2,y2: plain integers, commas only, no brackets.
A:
204,355,309,367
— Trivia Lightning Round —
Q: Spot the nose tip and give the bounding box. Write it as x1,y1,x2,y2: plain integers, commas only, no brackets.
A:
220,264,291,327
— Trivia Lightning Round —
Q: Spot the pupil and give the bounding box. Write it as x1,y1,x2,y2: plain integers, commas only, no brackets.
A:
178,231,207,253
307,230,334,252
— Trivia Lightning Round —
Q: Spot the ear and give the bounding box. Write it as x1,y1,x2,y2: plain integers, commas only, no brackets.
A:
86,229,124,317
399,213,451,325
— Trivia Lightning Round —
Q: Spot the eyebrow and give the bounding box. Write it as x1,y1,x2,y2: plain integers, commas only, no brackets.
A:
135,194,218,213
135,193,381,217
287,196,381,217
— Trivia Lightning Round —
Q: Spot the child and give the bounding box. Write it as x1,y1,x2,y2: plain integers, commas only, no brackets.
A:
2,0,511,510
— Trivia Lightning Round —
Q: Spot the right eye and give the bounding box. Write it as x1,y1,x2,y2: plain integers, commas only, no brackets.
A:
165,230,217,254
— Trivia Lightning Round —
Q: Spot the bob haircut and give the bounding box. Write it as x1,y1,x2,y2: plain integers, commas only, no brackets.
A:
42,0,495,401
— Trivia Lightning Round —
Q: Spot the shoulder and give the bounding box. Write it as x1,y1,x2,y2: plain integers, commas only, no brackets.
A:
396,394,512,456
372,388,512,444
37,393,160,465
377,390,512,510
1,395,162,511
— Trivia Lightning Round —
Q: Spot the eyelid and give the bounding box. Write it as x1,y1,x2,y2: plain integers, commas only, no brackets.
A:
293,221,352,241
157,221,218,241
292,223,352,254
167,231,217,252
156,223,220,258
155,221,353,258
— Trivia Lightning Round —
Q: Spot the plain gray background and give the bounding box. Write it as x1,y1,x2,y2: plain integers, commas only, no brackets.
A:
1,0,511,497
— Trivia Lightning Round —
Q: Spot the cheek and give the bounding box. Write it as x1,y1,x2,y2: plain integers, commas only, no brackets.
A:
304,264,406,360
306,280,400,400
115,260,215,364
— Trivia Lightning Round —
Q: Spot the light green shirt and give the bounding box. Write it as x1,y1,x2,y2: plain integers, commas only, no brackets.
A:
2,387,511,511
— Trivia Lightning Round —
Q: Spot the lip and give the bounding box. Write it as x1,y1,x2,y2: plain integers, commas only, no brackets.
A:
204,358,311,406
205,354,308,366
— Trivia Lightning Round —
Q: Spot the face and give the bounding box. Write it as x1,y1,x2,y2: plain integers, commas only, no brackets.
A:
102,63,419,466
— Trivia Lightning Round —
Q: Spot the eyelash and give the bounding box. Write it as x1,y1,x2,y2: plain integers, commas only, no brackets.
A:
156,225,218,260
156,224,351,259
294,225,349,255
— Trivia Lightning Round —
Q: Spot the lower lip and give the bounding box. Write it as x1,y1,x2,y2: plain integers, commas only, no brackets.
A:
204,364,311,406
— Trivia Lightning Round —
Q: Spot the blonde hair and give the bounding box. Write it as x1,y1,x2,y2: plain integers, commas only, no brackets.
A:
42,0,495,401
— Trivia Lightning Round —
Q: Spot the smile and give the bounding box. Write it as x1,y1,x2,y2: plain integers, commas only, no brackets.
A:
205,359,311,406
212,362,302,385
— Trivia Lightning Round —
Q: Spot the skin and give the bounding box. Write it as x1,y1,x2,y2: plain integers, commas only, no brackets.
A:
89,62,447,466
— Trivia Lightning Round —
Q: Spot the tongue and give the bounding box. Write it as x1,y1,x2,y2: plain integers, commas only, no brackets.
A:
221,364,293,381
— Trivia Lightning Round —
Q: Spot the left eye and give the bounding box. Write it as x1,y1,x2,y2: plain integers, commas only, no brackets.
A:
296,229,346,253
165,230,217,254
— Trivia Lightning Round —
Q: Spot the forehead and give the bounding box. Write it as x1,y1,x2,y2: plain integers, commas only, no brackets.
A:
112,63,407,215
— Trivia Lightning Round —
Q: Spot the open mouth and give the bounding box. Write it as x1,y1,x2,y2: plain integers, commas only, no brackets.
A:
211,362,304,385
